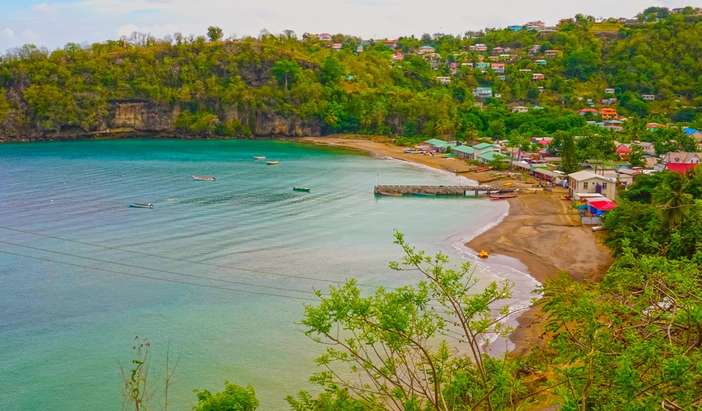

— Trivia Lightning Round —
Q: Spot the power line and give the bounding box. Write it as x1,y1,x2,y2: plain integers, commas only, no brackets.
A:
0,249,318,303
0,225,383,289
0,239,314,296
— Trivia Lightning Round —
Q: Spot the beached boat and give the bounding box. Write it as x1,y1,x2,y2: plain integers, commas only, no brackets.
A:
129,202,153,209
192,175,216,181
266,161,280,166
293,187,311,193
478,250,489,258
489,192,518,200
254,156,266,160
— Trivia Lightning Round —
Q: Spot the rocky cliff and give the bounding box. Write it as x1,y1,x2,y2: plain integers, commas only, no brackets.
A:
0,100,321,142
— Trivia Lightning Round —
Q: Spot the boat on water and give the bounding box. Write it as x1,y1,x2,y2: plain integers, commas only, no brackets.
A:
254,156,266,160
266,161,280,165
478,250,489,259
293,187,311,193
129,203,153,209
192,175,216,181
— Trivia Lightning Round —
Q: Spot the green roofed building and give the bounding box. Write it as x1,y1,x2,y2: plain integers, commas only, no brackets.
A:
472,142,496,152
452,145,476,159
478,151,504,164
424,138,452,152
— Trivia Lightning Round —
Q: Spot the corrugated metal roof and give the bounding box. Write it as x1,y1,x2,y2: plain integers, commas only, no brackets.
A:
425,139,450,148
473,143,495,150
452,145,475,154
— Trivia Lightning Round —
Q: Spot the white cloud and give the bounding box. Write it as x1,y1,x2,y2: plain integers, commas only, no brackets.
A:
32,3,58,13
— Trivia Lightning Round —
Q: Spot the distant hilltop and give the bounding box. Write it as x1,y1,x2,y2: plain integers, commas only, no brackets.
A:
0,6,701,142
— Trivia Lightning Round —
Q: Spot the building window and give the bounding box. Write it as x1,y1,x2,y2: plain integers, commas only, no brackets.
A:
583,182,589,190
602,183,607,189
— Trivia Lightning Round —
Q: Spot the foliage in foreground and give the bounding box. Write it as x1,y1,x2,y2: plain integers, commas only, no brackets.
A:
294,231,527,410
541,253,702,409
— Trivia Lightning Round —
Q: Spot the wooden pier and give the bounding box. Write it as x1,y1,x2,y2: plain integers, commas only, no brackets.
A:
374,185,497,197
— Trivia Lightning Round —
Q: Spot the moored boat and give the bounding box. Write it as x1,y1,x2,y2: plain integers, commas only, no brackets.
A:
293,187,311,193
192,175,216,181
254,156,266,160
489,192,518,200
266,160,280,165
478,250,489,258
129,202,153,209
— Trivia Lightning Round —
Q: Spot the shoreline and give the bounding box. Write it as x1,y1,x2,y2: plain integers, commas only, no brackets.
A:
302,135,613,353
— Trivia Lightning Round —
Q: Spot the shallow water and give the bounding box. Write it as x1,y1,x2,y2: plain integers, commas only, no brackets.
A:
0,139,524,410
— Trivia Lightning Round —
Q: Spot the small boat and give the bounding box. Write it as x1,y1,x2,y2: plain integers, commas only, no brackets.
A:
129,203,153,209
192,175,216,181
478,250,489,259
293,187,311,193
489,192,518,200
266,161,280,166
254,156,266,160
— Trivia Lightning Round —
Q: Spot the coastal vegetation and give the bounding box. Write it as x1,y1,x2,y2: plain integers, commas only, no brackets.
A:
0,8,701,142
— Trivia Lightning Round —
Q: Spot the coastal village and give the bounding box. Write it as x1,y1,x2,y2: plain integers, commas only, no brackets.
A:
399,130,701,226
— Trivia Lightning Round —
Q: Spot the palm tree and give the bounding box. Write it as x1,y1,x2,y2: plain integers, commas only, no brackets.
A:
654,174,693,231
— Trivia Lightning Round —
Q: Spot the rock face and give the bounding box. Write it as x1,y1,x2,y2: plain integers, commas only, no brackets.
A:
0,100,322,141
108,100,178,132
253,111,320,137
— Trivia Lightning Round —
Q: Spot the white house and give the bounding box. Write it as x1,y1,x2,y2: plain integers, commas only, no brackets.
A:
568,170,617,200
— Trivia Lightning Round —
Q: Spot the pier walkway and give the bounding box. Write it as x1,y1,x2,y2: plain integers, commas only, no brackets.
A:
374,185,497,197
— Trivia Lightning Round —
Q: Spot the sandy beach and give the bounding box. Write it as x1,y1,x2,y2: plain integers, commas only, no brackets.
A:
302,135,613,353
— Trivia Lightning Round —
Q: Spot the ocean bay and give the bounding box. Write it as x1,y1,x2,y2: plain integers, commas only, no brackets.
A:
0,139,514,410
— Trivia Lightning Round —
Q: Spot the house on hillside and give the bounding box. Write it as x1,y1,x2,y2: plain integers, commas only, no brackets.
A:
508,25,524,31
641,94,656,101
512,106,529,113
646,122,665,130
491,63,505,74
600,108,618,120
633,141,656,156
578,108,599,116
525,20,545,30
604,88,616,94
417,45,436,55
475,62,490,72
435,76,451,85
662,152,701,174
392,51,404,61
331,43,343,51
535,59,547,66
491,46,505,55
544,49,561,58
532,73,545,81
470,43,488,52
568,170,617,200
317,33,333,41
473,87,493,99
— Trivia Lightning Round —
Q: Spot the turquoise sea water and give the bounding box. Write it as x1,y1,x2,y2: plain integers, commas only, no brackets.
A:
0,139,523,410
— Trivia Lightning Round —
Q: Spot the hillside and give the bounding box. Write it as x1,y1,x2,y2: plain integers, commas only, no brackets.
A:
0,7,701,141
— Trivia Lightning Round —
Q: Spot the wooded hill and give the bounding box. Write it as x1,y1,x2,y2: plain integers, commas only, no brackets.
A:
0,6,700,141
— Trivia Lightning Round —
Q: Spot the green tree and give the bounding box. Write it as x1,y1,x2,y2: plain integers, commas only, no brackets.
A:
272,59,301,91
559,133,579,173
297,231,525,411
207,26,224,42
194,382,259,411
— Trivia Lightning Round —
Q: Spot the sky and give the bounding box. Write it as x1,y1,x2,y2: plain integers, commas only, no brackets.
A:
1,0,701,51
